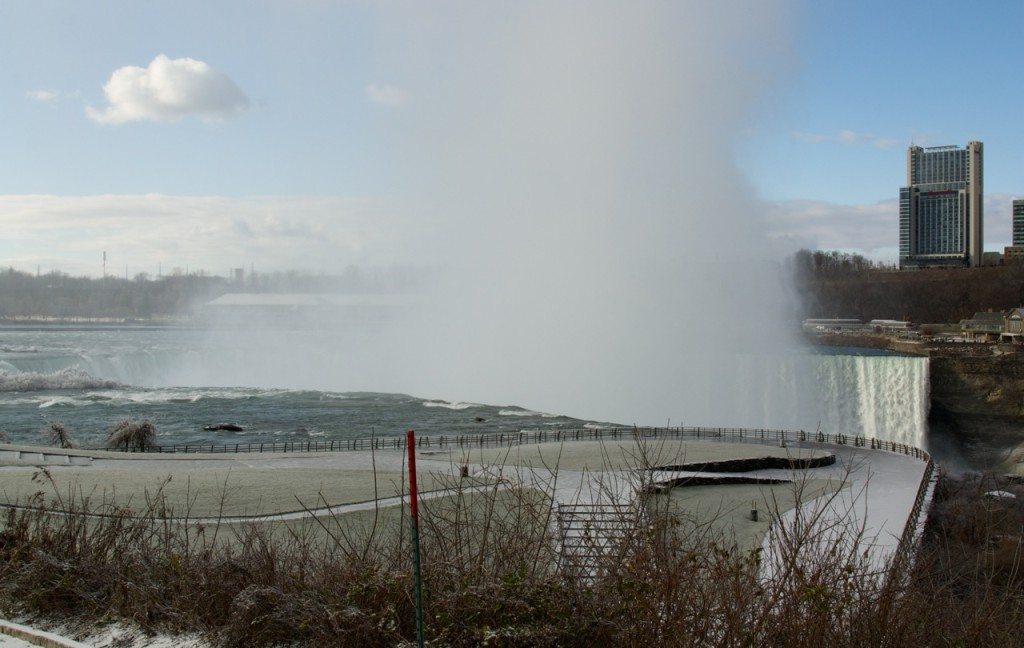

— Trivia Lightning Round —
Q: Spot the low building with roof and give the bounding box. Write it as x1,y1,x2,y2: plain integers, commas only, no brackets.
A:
1001,308,1024,343
960,311,1007,342
867,319,914,334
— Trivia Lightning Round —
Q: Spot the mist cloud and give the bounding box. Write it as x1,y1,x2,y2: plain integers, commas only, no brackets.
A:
86,55,249,124
366,1,799,425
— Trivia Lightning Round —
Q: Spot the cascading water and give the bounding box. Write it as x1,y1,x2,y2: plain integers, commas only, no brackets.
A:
806,351,929,447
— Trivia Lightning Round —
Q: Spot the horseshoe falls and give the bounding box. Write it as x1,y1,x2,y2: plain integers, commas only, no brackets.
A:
664,347,929,449
806,350,929,447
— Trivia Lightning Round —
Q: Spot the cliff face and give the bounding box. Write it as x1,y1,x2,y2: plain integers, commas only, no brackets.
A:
929,352,1024,419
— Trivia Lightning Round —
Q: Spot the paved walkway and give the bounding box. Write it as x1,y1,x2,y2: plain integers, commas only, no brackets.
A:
0,438,930,570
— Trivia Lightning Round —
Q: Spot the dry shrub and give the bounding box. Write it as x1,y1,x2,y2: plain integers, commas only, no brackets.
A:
0,452,1021,646
106,418,157,451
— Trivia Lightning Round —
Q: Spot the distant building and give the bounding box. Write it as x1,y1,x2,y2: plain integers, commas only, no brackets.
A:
1003,246,1024,264
1014,199,1024,245
960,311,1005,342
1002,200,1024,263
1002,308,1024,343
868,319,914,334
899,142,984,269
982,251,1004,266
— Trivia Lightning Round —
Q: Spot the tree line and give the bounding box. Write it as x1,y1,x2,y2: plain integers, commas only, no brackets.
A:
787,248,897,277
791,249,1024,323
0,265,427,319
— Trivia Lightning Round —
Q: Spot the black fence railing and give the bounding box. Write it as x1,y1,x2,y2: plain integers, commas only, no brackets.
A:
123,425,931,463
889,458,937,576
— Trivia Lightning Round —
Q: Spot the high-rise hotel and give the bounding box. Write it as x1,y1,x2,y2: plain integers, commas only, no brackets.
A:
899,141,984,268
1008,199,1024,263
1014,199,1024,246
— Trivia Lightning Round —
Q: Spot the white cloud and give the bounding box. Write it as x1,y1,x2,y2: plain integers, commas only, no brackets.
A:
365,82,408,107
764,198,898,257
0,194,426,277
791,129,900,150
27,89,59,104
763,192,1017,264
86,54,249,124
27,89,80,104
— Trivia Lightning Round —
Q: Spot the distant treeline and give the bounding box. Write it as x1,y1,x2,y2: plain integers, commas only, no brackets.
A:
792,249,1024,323
787,249,897,275
0,266,426,319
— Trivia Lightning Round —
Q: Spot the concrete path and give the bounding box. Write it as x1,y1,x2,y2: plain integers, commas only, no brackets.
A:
0,439,930,571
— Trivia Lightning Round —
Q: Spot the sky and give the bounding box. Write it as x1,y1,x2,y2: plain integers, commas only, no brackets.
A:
2,0,1023,276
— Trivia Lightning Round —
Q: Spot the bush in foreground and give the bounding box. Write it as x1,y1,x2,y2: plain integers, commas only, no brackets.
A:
106,418,157,452
0,462,1020,646
43,421,75,449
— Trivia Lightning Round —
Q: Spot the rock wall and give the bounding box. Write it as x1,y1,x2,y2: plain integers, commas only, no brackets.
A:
930,351,1024,419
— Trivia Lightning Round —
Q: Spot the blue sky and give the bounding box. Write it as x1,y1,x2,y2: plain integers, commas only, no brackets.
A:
2,0,1023,274
0,1,386,196
741,0,1024,205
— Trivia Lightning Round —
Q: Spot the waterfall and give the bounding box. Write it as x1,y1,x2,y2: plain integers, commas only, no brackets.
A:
655,349,930,449
808,352,929,447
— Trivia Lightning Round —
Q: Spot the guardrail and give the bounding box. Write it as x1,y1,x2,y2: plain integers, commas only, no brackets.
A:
889,458,937,577
122,425,931,464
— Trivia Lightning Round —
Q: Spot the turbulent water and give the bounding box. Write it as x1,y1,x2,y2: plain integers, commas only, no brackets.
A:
0,325,610,448
0,326,929,450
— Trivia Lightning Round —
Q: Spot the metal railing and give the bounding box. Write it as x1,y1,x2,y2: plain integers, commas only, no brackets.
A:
889,458,937,576
125,425,932,464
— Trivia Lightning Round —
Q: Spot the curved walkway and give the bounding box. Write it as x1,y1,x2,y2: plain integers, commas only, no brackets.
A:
0,434,931,570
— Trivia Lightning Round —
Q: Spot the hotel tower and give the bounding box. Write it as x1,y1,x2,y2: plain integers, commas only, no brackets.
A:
899,141,983,268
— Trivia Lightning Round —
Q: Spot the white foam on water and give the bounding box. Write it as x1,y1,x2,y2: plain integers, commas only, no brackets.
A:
0,345,38,353
38,397,78,408
422,400,477,410
0,367,120,392
498,408,548,417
